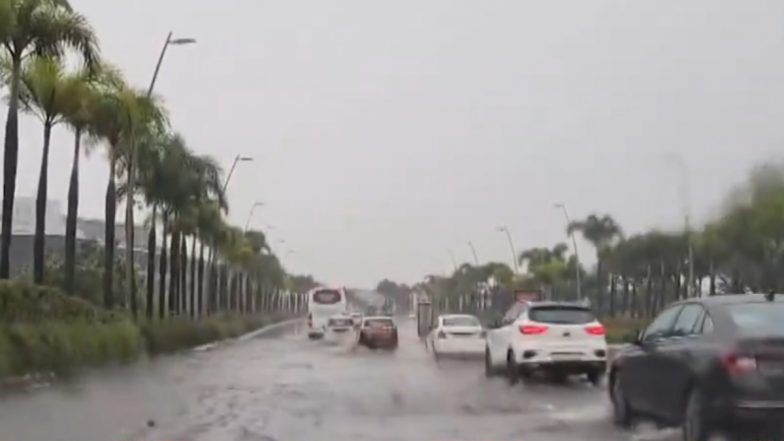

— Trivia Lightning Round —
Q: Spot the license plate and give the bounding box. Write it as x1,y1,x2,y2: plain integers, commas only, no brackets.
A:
551,354,581,361
759,362,784,375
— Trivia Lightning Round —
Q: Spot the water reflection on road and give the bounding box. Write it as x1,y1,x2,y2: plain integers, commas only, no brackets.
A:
0,319,677,441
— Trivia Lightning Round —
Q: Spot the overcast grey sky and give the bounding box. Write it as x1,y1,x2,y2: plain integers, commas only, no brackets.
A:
8,1,784,287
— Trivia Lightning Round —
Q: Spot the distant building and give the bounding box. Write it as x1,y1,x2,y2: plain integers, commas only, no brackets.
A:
0,197,149,275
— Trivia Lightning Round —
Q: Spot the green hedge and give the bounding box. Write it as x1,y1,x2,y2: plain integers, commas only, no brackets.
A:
0,280,117,323
0,281,290,382
0,320,142,379
604,318,649,344
141,315,273,355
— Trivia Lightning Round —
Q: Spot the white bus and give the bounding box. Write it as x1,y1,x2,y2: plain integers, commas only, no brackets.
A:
307,287,348,339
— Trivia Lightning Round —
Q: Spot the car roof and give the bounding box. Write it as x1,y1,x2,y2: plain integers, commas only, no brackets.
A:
362,316,394,321
439,314,478,319
525,301,592,309
677,293,784,306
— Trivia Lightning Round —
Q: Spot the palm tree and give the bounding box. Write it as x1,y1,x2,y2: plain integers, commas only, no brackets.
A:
62,63,120,294
93,84,166,313
195,203,222,315
0,0,98,278
14,56,79,283
568,214,623,315
135,131,184,318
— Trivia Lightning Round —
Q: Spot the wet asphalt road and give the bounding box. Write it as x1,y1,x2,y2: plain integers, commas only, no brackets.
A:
0,319,679,441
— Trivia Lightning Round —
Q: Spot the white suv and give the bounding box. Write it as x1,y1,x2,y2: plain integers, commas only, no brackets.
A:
485,301,608,385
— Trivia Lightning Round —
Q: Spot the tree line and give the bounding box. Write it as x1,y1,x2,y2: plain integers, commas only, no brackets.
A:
0,0,311,319
415,161,784,318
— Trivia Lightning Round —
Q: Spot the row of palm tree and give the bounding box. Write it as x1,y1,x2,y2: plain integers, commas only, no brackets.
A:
418,160,784,319
0,0,296,319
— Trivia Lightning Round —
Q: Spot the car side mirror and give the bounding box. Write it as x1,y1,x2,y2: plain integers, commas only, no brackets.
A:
624,329,642,345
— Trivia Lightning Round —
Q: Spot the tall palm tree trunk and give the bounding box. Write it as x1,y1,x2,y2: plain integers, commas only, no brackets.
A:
608,273,616,318
33,122,54,284
180,236,187,315
146,205,157,319
125,149,137,318
197,242,205,317
645,265,653,317
64,128,82,294
103,156,117,309
596,256,604,317
169,228,179,315
190,237,196,318
1,59,22,279
158,215,168,320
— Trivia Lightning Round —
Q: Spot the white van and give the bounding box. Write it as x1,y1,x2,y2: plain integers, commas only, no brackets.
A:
307,287,348,339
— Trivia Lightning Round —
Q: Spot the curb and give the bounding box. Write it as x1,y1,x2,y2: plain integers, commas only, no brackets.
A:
192,317,303,351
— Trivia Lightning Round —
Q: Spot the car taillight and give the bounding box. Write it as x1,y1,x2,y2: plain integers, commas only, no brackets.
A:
308,313,312,327
721,352,757,375
437,330,447,339
519,324,548,335
584,324,605,336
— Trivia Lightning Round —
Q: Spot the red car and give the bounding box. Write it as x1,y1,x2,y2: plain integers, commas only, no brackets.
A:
358,316,398,350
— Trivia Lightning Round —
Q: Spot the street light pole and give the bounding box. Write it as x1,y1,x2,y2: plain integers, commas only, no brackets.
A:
555,203,582,300
497,226,519,274
667,154,694,298
244,202,264,231
148,32,197,97
134,31,196,318
222,155,254,194
466,241,479,265
447,249,458,272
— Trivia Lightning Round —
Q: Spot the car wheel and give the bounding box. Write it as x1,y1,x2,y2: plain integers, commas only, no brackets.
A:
611,372,633,428
484,347,495,378
506,351,519,385
587,370,605,387
683,389,711,441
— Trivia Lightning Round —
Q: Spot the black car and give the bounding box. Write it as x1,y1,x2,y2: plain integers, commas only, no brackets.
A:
610,293,784,441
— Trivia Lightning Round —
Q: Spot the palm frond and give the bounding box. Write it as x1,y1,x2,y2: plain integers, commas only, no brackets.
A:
29,5,98,67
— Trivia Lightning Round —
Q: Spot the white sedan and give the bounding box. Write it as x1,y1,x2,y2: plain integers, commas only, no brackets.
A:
429,314,486,358
324,316,356,344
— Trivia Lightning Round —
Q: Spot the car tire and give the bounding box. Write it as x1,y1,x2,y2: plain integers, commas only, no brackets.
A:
484,347,496,378
610,371,633,428
506,351,519,385
587,370,605,387
683,388,711,441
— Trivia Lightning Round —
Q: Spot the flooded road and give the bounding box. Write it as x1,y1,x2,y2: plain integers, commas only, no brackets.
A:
0,319,678,441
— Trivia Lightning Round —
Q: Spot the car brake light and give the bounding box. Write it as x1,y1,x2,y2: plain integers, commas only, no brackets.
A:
584,324,605,336
437,330,447,339
721,352,757,375
308,313,312,327
519,324,548,335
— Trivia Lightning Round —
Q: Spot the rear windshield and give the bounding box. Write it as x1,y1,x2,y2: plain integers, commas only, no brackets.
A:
727,303,784,334
312,290,342,305
328,318,353,327
443,316,480,327
529,306,595,324
364,318,394,328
